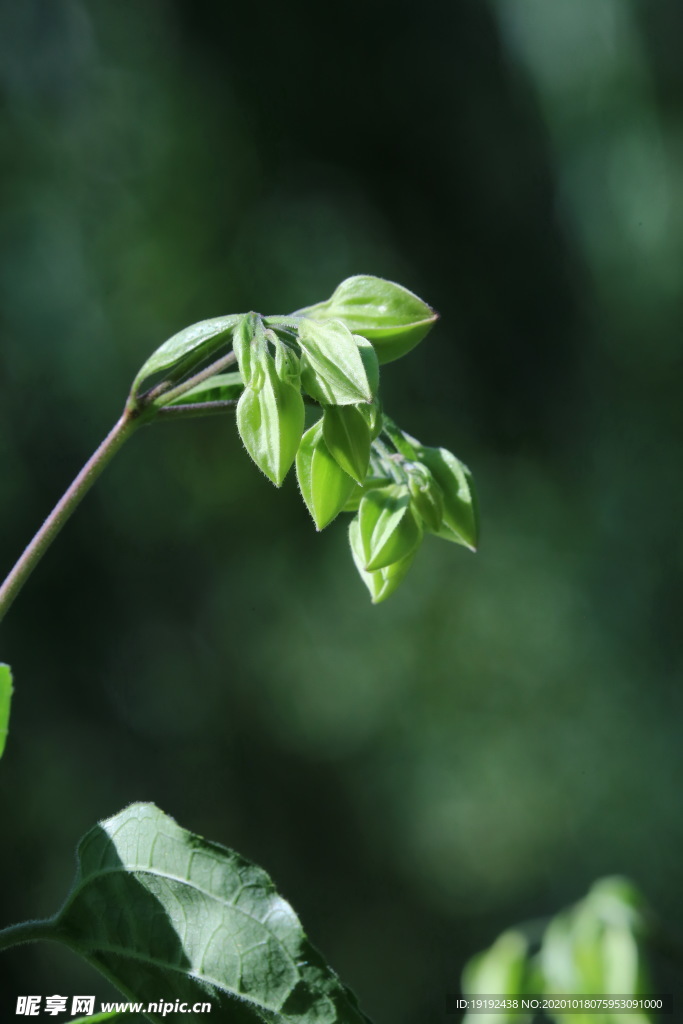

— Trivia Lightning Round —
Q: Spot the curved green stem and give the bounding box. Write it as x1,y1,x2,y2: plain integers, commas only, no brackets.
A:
0,411,139,624
0,918,55,952
157,399,238,421
141,350,237,407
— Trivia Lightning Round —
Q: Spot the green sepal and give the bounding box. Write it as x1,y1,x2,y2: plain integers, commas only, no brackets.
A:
236,349,304,486
295,275,438,364
349,518,416,603
0,663,13,759
357,484,423,571
406,462,444,533
297,319,374,405
168,371,244,406
355,334,379,397
231,313,261,388
358,396,383,440
272,332,301,385
341,476,392,513
131,314,243,399
296,420,356,529
322,406,371,485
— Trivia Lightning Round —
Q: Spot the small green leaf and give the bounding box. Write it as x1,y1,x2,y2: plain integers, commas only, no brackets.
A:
168,372,244,406
0,663,13,759
49,803,372,1023
357,485,422,571
349,518,416,603
237,351,305,486
295,276,438,364
297,319,373,405
322,406,371,485
131,315,243,398
296,420,356,530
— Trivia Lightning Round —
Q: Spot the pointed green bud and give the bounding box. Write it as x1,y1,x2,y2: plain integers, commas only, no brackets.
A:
322,405,371,485
406,462,444,533
357,484,423,571
236,348,304,486
349,517,416,603
295,275,438,364
297,318,374,405
296,420,356,529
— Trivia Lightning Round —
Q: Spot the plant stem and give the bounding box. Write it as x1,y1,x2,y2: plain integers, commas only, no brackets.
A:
142,350,237,407
0,411,138,624
157,399,238,420
0,918,54,952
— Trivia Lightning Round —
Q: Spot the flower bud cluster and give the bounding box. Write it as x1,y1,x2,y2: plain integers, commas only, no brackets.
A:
130,275,477,602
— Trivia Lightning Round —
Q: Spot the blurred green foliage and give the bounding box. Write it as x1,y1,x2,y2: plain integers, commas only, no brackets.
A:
1,1,682,1021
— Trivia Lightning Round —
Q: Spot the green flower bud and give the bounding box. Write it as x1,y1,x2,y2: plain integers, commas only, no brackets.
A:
322,405,371,485
236,348,304,486
297,318,374,405
357,484,423,571
296,420,356,530
413,443,478,550
295,275,438,364
349,517,416,603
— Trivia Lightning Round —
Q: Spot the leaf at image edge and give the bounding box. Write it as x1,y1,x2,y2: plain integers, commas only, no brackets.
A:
53,802,372,1024
0,663,13,759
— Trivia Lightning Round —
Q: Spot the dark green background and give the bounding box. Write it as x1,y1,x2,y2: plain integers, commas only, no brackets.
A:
1,1,682,1021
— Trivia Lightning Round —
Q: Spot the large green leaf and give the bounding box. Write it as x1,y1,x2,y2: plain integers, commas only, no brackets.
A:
0,662,12,758
51,803,371,1024
131,316,243,398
